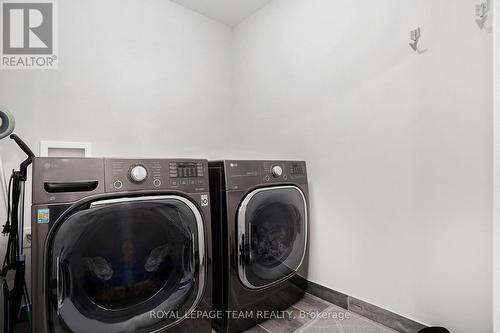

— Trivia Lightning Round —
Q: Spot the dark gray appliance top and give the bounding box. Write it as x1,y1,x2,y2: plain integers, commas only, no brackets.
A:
32,157,209,204
221,160,307,191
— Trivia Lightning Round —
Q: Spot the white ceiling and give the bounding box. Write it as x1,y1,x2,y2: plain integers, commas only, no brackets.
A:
170,0,273,27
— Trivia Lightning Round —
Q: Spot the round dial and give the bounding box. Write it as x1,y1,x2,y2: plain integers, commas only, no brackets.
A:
130,165,148,183
271,165,283,178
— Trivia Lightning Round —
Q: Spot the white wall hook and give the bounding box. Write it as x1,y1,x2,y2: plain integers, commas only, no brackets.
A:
475,0,490,29
409,27,421,52
476,0,489,19
409,27,428,54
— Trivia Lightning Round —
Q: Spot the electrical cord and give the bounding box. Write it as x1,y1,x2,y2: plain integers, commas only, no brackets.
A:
4,172,20,267
2,174,13,269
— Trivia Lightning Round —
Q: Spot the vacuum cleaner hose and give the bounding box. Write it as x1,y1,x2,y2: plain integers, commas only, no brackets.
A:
0,108,15,140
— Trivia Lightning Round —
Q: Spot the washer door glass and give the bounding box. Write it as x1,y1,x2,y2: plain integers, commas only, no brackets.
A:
238,186,307,289
47,196,205,333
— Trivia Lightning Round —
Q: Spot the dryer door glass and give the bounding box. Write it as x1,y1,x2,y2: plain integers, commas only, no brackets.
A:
238,186,307,289
47,196,205,333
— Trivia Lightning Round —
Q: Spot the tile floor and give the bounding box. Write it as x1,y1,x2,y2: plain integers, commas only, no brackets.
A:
13,294,398,333
242,293,398,333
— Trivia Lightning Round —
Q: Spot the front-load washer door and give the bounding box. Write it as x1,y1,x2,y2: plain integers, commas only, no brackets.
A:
47,195,205,333
237,186,307,289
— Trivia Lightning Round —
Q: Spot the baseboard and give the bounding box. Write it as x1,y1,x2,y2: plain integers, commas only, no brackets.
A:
306,280,427,333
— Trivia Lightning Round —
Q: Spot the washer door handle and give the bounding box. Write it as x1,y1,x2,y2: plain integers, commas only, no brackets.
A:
240,234,253,266
56,257,69,312
190,233,196,273
239,235,245,268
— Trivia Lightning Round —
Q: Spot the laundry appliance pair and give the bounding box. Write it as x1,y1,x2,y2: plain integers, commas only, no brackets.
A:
30,158,309,333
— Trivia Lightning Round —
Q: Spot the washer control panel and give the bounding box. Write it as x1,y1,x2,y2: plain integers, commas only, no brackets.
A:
105,159,208,193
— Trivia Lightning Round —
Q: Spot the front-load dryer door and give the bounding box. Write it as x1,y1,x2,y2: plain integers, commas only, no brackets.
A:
46,195,205,333
237,186,307,289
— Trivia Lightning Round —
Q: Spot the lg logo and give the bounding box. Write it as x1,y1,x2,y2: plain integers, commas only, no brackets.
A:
1,0,57,69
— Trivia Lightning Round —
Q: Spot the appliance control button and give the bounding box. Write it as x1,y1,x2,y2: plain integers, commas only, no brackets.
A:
153,179,161,187
130,165,148,183
264,175,270,182
114,180,123,189
271,165,283,178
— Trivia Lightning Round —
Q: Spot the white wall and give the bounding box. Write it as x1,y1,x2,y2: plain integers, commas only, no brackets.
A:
232,0,493,332
0,0,232,288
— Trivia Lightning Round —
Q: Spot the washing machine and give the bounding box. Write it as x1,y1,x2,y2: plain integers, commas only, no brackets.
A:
209,160,309,333
31,158,212,333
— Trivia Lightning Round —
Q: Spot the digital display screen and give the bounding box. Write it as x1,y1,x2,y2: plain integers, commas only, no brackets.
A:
290,163,305,175
177,163,198,178
169,162,204,178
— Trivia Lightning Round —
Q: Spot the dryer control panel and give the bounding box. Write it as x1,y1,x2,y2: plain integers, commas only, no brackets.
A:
223,160,307,191
105,159,208,193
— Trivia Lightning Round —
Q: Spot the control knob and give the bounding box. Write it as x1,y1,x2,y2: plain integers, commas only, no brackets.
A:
130,165,148,183
271,165,283,178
